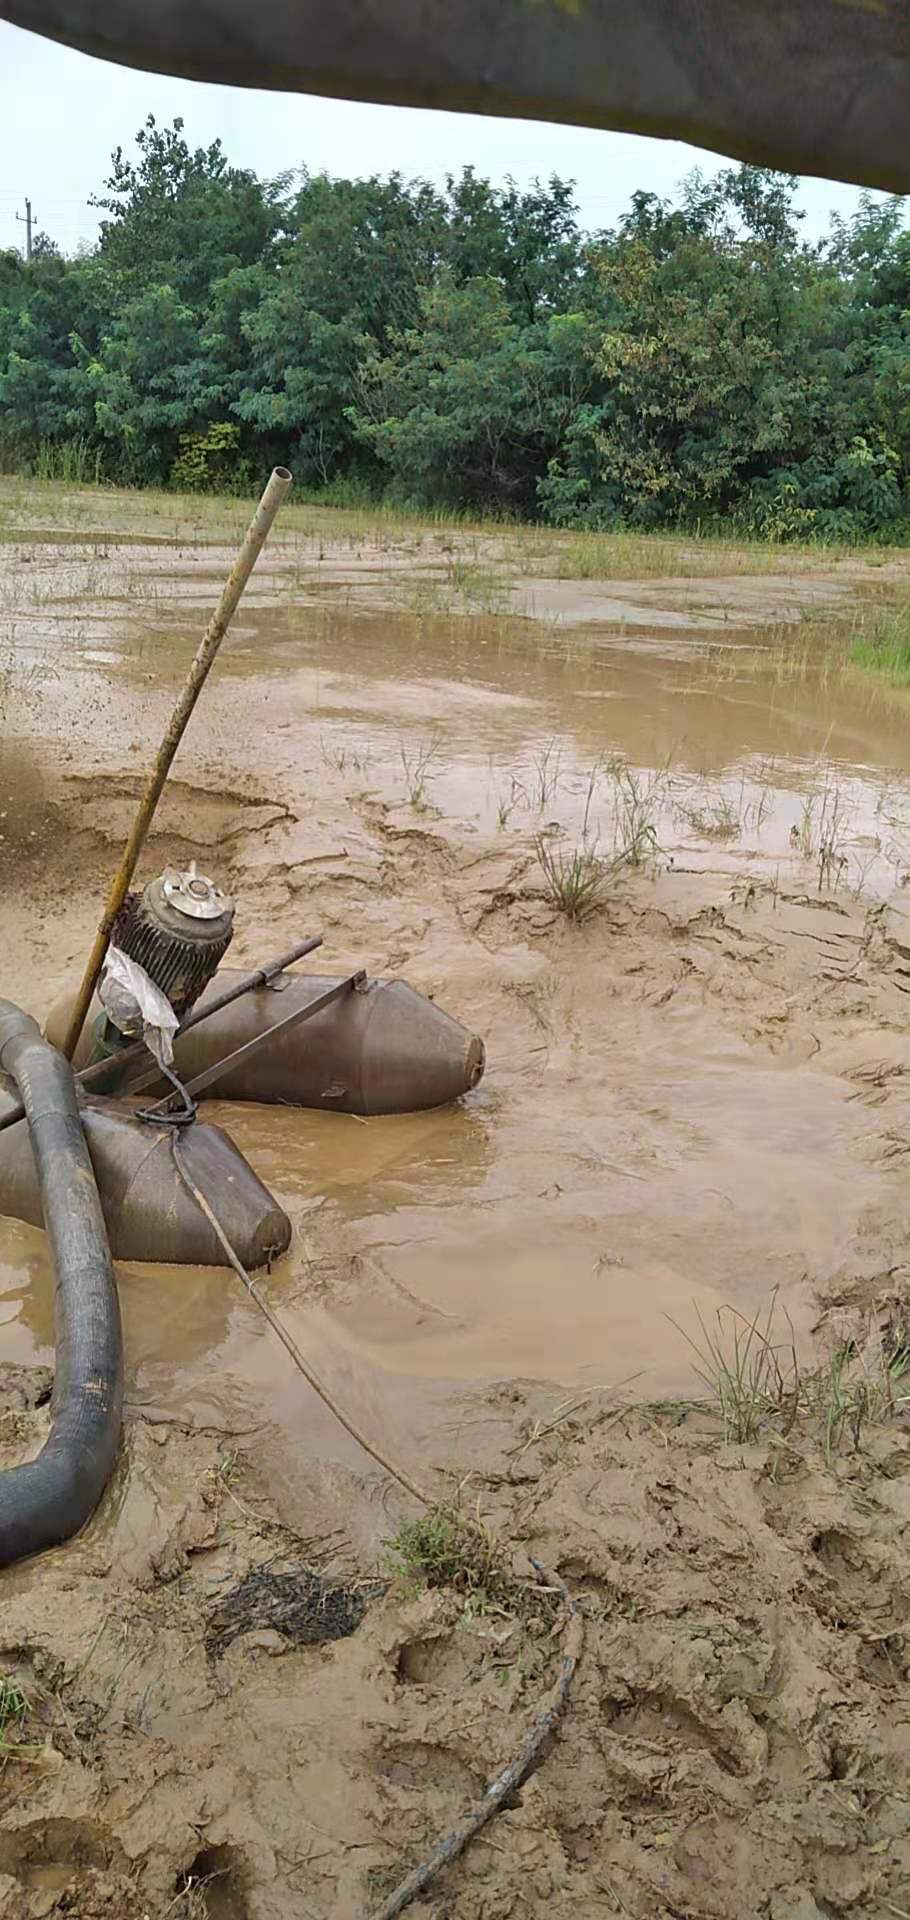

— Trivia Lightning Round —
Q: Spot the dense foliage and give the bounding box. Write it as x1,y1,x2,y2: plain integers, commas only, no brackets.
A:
1,118,909,538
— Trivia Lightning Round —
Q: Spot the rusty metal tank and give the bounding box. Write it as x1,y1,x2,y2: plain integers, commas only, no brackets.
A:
0,1100,290,1267
45,973,486,1116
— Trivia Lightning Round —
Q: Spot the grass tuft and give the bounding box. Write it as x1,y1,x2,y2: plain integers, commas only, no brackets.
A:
604,758,666,866
670,1292,910,1457
0,1675,44,1765
535,837,619,922
792,777,849,889
667,1292,798,1444
679,794,743,842
851,602,910,686
387,1504,513,1616
821,1335,910,1462
399,732,445,809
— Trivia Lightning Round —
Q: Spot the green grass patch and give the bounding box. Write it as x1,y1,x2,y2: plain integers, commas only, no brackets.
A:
535,836,620,922
851,602,910,685
387,1505,514,1615
670,1290,910,1456
0,1675,44,1765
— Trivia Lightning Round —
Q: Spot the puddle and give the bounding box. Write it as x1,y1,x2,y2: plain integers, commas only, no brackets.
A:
2,525,910,1459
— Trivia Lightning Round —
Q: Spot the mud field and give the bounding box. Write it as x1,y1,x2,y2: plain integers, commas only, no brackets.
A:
2,481,910,1919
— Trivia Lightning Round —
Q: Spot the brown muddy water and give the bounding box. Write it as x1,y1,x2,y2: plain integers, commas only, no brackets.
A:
2,525,910,1485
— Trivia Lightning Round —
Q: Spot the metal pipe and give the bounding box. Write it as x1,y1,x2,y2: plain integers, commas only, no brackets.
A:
0,1001,122,1568
59,465,293,1063
0,931,324,1137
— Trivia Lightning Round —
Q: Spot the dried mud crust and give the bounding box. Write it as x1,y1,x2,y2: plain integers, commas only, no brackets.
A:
2,1373,910,1920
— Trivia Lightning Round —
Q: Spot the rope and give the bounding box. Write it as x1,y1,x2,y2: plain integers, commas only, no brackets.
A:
169,1134,584,1920
169,1135,430,1507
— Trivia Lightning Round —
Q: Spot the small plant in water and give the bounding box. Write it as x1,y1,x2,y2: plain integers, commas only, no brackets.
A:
680,795,742,842
496,774,528,830
531,738,562,811
605,757,667,866
400,732,444,809
793,777,849,889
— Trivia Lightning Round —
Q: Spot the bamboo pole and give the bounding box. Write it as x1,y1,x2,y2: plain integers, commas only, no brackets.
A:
60,467,292,1063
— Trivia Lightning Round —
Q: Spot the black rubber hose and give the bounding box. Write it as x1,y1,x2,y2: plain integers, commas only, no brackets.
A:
0,1001,122,1568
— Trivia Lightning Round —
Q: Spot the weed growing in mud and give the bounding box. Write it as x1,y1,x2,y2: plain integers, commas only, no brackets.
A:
498,524,839,583
399,732,444,809
0,1676,41,1765
793,778,849,889
394,556,509,618
680,793,742,842
677,776,773,846
672,1294,910,1456
605,758,667,867
496,775,527,829
821,1335,910,1461
531,738,563,811
320,735,370,777
535,836,621,922
388,1505,514,1616
444,556,510,615
668,1293,799,1444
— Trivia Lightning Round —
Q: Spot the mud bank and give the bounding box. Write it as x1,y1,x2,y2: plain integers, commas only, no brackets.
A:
3,1379,910,1920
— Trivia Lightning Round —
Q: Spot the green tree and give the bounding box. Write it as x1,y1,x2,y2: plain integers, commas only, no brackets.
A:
235,171,444,482
93,115,280,306
0,129,906,534
353,271,598,510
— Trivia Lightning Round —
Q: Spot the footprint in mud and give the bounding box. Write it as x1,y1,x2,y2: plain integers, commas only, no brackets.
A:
378,1739,479,1797
0,1815,122,1876
174,1844,248,1920
395,1629,481,1691
805,1524,909,1635
602,1686,758,1784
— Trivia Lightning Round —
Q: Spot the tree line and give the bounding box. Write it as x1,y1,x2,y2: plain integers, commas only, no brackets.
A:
1,117,909,539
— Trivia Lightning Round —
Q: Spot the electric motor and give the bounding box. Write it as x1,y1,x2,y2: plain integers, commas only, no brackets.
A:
113,863,235,1020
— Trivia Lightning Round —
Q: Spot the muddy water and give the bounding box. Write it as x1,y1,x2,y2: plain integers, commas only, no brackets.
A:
2,529,909,1470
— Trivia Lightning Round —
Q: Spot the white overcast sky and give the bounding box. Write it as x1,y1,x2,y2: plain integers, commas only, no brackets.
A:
0,19,898,258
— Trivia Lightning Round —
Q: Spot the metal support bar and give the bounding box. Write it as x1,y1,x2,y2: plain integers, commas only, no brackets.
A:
0,933,324,1136
139,970,367,1118
108,935,326,1101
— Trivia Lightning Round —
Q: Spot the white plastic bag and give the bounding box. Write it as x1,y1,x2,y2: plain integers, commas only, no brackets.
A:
99,946,180,1069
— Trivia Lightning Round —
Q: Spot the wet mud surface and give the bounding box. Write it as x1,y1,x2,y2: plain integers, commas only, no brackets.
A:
2,486,910,1917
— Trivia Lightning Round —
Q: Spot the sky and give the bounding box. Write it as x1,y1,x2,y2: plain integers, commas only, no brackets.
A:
0,19,898,259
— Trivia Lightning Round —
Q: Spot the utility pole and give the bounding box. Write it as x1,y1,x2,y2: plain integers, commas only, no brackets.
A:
15,199,33,262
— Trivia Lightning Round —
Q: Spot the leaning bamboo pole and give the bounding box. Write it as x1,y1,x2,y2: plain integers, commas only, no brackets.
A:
60,467,292,1062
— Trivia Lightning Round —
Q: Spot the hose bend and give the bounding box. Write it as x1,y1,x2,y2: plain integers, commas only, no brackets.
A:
0,1001,122,1568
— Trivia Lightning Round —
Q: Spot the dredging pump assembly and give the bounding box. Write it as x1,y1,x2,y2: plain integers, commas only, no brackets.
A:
0,469,486,1568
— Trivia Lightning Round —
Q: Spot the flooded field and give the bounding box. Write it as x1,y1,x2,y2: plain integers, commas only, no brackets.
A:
3,480,910,1920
